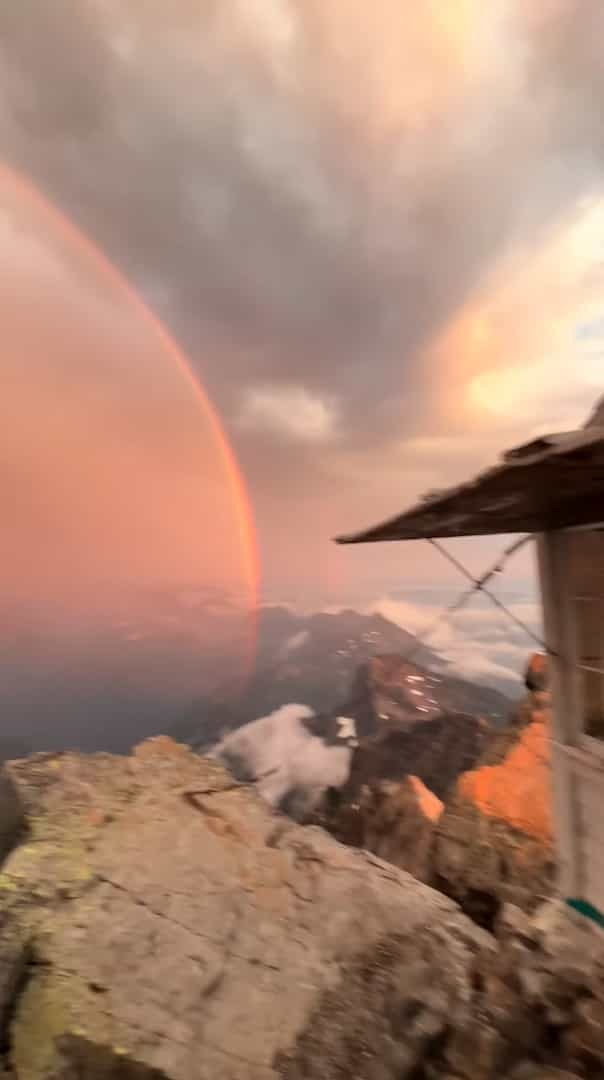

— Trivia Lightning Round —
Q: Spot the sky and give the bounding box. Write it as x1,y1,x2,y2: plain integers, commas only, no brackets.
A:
0,172,256,602
0,0,603,614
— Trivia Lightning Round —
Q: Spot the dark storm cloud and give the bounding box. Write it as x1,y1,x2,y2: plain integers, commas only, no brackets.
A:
0,0,116,136
525,1,604,161
0,1,603,531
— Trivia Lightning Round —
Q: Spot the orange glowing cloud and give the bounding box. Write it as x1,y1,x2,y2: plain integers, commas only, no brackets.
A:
420,197,604,437
295,0,488,148
0,165,259,670
429,0,479,55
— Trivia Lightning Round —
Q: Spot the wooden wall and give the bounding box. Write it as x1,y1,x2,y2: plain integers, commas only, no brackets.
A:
539,527,604,907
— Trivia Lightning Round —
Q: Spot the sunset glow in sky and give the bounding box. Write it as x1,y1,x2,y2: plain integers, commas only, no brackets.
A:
0,0,602,608
0,168,258,645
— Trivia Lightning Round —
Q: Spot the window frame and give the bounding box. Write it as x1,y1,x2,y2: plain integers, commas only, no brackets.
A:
565,525,604,755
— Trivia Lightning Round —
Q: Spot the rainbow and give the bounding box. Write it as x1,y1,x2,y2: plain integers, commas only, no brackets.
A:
0,162,260,673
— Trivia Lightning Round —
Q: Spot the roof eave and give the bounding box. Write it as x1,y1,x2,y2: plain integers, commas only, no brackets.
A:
334,429,604,545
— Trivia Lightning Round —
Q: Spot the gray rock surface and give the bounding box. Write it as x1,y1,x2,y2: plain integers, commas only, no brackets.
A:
0,920,27,1043
0,769,23,862
1,739,604,1079
1,738,486,1079
317,656,554,926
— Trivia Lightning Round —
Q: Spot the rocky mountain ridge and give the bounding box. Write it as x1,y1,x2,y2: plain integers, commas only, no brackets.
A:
0,736,603,1078
316,654,555,928
209,647,511,827
326,653,510,739
0,597,515,762
172,608,451,751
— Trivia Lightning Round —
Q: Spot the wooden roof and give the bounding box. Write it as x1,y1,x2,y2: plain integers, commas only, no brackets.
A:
336,422,604,544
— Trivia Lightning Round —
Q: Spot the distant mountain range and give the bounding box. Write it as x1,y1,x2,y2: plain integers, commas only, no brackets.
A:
0,592,515,755
171,607,513,752
320,652,511,740
168,605,447,749
0,585,247,753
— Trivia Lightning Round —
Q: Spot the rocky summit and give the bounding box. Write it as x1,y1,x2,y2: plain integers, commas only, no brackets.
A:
319,774,444,884
433,660,554,921
329,653,510,738
0,733,603,1078
316,654,555,929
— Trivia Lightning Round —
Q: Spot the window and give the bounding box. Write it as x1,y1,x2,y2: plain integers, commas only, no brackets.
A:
576,596,604,739
570,529,604,741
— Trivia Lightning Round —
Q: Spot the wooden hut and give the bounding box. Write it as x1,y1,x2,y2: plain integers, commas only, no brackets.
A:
336,396,604,919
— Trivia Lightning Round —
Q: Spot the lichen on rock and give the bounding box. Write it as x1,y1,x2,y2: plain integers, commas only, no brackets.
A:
1,735,603,1078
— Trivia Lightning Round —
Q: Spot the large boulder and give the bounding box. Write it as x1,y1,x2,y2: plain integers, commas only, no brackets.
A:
1,737,490,1079
2,738,604,1078
282,897,604,1079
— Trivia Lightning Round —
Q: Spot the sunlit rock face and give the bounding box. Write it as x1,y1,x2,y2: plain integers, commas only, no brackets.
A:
316,653,555,930
433,655,555,922
455,707,552,845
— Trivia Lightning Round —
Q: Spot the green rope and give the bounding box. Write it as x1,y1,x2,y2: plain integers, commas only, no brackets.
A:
565,897,604,929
